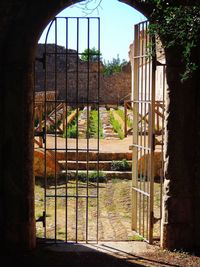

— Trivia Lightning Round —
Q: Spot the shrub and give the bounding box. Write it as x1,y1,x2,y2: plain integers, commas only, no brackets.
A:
70,171,107,183
88,171,107,183
111,159,131,171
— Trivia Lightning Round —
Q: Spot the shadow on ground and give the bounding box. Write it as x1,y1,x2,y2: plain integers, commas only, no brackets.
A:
3,239,185,267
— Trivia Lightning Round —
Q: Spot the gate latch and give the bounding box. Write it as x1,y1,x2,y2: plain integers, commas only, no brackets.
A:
36,211,46,228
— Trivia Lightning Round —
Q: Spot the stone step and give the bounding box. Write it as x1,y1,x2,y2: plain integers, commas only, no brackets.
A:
58,160,132,171
55,151,132,161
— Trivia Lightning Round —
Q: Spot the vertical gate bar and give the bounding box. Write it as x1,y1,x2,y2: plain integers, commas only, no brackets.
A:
75,17,80,243
65,17,69,242
146,22,151,240
144,21,148,238
138,23,142,235
132,23,139,231
146,21,149,239
44,34,48,241
43,18,55,241
160,65,166,227
149,33,156,243
141,21,145,237
97,17,100,243
86,17,90,243
54,17,58,242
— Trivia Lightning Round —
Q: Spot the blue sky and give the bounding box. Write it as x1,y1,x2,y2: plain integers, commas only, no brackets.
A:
38,0,146,62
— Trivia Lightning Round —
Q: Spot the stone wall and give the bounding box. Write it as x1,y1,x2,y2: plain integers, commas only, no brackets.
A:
35,44,131,104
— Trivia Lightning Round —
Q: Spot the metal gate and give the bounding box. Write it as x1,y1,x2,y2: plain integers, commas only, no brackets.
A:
131,21,165,243
34,17,101,243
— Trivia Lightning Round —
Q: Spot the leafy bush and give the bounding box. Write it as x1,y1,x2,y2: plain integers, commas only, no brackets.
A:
88,171,107,183
111,159,131,171
55,171,107,183
77,171,106,183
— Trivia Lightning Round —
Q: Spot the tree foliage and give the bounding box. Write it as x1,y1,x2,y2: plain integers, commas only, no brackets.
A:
103,55,127,76
147,2,200,81
78,0,200,81
80,47,102,62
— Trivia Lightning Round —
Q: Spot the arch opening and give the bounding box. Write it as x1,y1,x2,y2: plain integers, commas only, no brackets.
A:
33,0,165,246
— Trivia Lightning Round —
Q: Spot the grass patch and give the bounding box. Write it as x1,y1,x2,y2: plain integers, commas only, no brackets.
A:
128,234,144,241
35,180,162,241
110,111,124,139
115,108,132,128
88,109,103,138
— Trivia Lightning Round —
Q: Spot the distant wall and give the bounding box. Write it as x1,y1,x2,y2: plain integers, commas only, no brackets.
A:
35,44,131,104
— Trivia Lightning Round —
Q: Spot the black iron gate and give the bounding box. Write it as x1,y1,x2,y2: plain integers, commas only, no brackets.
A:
34,17,101,243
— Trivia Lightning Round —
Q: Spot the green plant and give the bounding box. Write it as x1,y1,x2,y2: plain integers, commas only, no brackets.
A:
147,2,200,81
88,171,106,183
80,47,102,62
111,159,131,171
63,116,78,138
110,111,124,139
103,55,127,76
72,171,107,183
128,234,144,241
115,108,132,128
88,109,103,138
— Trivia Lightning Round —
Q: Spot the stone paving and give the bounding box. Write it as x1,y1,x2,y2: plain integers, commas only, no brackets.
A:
99,107,119,139
78,106,91,138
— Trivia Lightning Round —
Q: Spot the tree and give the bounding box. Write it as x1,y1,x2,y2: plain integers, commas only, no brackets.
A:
78,0,200,81
80,47,102,62
147,2,200,81
103,55,127,76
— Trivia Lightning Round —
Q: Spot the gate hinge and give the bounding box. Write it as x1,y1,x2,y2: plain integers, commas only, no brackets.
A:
35,53,46,69
150,211,161,226
153,217,161,224
36,211,46,227
156,60,166,67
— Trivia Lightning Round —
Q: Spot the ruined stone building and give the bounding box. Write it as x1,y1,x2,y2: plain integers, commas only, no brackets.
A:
35,43,131,104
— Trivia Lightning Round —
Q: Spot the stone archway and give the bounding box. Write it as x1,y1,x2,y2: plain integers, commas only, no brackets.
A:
0,0,200,252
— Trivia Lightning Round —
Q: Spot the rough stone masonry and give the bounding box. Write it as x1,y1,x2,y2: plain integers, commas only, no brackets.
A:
35,44,131,105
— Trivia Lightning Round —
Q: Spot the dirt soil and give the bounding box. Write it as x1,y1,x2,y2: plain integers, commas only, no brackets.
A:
36,135,133,153
33,136,200,266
